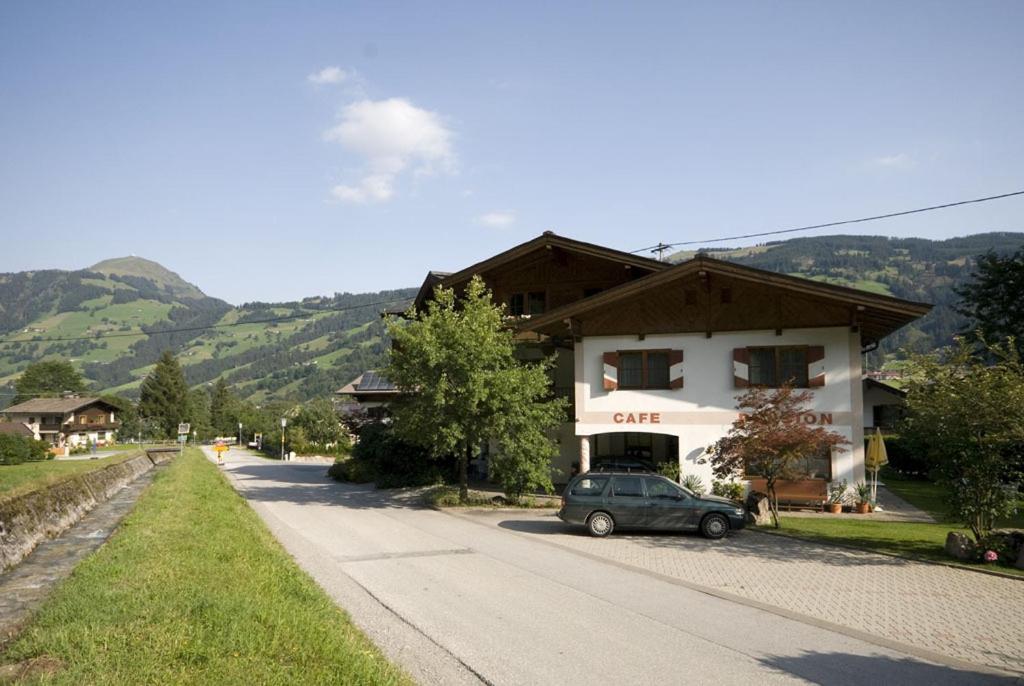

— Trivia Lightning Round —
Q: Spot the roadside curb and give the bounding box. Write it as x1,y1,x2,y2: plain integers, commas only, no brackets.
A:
440,507,1023,680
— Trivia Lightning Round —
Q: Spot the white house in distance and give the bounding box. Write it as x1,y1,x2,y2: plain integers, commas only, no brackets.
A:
355,232,931,496
2,396,121,452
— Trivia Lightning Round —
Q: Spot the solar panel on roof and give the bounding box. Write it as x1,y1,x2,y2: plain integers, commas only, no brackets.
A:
358,371,396,392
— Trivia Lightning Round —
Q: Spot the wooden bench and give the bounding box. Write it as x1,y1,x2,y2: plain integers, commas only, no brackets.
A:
747,478,827,511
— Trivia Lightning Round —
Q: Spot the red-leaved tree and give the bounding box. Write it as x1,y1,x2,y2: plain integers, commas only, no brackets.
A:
705,384,849,528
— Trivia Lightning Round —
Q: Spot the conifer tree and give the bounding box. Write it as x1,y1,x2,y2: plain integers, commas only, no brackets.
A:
138,350,189,439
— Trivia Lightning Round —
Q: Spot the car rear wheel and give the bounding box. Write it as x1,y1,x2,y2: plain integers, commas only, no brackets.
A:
587,511,614,537
700,513,729,539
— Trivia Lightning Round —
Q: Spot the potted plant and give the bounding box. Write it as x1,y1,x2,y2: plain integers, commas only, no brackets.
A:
826,479,848,513
854,481,873,514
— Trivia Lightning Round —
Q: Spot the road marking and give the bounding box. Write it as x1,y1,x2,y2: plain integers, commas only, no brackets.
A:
336,548,475,563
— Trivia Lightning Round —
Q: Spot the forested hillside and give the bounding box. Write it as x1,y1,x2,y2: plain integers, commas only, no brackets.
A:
0,257,414,407
3,232,1021,404
670,232,1024,367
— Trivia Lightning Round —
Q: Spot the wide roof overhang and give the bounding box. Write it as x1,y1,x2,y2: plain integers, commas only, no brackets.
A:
519,254,931,344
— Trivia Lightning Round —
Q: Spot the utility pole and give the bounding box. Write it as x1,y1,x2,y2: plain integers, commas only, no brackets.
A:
651,243,672,262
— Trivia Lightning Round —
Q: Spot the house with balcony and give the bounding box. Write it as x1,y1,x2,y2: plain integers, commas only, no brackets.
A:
2,396,121,452
346,231,931,492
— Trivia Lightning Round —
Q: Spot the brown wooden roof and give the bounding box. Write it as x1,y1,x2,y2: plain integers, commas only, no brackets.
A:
3,396,117,415
414,232,666,309
521,253,931,343
0,422,34,437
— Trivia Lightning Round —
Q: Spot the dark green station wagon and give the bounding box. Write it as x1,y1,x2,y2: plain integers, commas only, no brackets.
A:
558,472,747,539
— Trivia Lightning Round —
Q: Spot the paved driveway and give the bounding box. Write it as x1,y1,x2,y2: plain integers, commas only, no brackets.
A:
206,448,1020,685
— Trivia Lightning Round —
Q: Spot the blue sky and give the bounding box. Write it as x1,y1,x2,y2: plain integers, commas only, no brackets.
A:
2,1,1022,304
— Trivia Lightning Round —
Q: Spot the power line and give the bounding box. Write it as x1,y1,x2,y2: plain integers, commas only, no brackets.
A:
631,189,1024,255
0,297,411,346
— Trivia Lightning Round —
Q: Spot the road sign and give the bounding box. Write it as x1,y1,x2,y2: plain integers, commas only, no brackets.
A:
178,423,191,436
214,444,229,453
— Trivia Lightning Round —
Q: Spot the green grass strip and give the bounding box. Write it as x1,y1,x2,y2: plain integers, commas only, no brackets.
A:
2,449,412,685
0,451,141,503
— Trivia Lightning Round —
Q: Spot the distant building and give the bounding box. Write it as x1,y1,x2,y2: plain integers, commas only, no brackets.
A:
336,371,399,419
862,377,907,431
2,396,121,450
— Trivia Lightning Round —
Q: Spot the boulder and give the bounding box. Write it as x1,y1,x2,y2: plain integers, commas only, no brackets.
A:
944,531,976,561
745,491,773,526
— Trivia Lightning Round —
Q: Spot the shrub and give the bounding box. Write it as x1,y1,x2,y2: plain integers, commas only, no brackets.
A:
827,479,849,505
341,423,454,488
681,473,706,495
873,435,930,477
657,461,681,483
711,480,744,501
0,434,50,465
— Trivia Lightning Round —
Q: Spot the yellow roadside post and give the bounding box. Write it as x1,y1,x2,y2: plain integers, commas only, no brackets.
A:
865,428,889,507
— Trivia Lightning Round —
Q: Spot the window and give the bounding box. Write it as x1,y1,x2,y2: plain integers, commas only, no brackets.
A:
570,477,608,496
645,477,684,499
745,449,832,480
617,350,670,389
748,346,808,387
612,476,644,497
508,291,546,316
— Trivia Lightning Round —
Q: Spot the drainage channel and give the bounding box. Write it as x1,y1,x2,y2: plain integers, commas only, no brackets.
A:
0,467,161,647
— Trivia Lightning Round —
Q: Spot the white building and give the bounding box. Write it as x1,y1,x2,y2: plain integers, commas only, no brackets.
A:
363,232,930,500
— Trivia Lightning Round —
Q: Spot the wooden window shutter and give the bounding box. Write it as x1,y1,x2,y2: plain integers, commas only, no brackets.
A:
733,348,750,388
807,346,826,387
669,350,684,389
602,352,619,391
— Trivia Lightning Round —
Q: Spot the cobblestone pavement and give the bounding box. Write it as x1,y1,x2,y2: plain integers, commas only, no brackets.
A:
462,509,1024,676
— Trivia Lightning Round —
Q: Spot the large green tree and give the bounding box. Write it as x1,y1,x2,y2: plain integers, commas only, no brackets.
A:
956,249,1024,355
386,276,566,502
209,378,238,437
13,360,86,404
138,351,189,439
900,338,1024,541
291,398,348,452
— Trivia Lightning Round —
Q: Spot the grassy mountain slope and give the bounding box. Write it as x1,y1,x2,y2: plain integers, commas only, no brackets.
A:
90,256,205,300
0,257,414,406
669,231,1024,367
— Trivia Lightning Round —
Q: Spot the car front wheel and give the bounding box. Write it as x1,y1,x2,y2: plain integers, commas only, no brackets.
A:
587,512,614,537
700,513,729,539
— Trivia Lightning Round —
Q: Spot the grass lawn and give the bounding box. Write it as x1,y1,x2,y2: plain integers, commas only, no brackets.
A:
768,468,1024,577
0,451,140,502
1,448,410,685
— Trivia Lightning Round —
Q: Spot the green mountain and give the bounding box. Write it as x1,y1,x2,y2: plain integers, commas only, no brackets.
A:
90,256,205,300
0,259,415,406
2,231,1021,405
669,231,1024,368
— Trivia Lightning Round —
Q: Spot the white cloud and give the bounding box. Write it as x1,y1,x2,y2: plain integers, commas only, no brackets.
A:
307,66,348,85
477,210,516,228
324,98,454,203
871,153,915,168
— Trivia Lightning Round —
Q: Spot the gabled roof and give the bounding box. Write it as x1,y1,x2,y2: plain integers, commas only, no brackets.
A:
0,421,34,437
522,253,932,342
864,377,907,398
414,232,666,308
3,396,115,415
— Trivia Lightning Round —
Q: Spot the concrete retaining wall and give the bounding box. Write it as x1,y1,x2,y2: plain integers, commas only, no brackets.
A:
0,450,171,572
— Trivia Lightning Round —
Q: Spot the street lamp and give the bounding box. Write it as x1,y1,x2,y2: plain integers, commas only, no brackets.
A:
238,422,243,448
280,417,287,461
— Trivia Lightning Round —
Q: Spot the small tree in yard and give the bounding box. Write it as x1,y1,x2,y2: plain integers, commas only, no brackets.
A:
705,385,849,528
386,276,566,503
900,337,1024,542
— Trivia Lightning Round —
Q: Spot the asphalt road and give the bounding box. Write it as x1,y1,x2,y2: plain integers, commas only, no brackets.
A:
206,448,1017,686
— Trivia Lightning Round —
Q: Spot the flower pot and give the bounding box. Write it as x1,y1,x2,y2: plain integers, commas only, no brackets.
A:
827,503,842,514
855,502,870,514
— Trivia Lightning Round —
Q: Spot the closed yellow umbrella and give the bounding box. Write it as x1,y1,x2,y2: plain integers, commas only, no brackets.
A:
865,428,889,505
